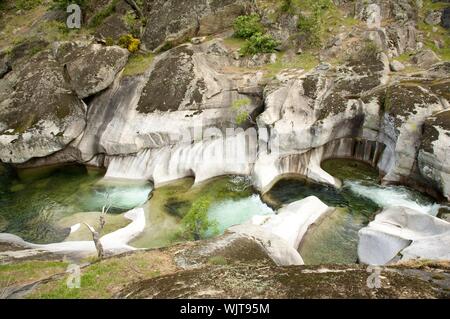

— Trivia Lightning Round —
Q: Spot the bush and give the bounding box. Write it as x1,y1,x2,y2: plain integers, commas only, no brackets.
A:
15,0,42,10
118,34,140,53
240,32,279,56
180,196,217,241
233,14,263,39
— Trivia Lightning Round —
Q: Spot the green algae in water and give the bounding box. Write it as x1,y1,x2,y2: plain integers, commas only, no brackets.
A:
321,158,380,183
266,160,381,265
131,176,269,248
0,165,152,244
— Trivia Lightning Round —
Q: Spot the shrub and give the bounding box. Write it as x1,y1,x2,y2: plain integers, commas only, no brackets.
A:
232,98,251,125
122,10,141,37
233,14,263,39
180,196,217,241
89,0,118,28
118,34,140,53
15,0,42,10
240,32,279,56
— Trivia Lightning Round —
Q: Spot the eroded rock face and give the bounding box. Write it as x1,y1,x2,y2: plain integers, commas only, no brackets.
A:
358,206,450,265
75,40,264,184
419,110,450,200
0,51,86,163
141,0,246,50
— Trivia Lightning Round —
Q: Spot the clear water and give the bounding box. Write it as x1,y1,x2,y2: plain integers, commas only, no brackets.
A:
266,159,438,265
207,194,274,235
0,165,152,244
130,176,270,248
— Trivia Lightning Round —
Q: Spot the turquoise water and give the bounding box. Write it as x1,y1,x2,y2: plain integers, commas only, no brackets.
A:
266,159,438,264
0,165,151,244
207,194,274,235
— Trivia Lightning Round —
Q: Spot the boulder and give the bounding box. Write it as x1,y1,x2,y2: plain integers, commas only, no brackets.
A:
425,10,442,25
390,60,405,72
141,0,245,51
54,42,129,99
0,51,86,164
412,49,441,68
358,206,450,265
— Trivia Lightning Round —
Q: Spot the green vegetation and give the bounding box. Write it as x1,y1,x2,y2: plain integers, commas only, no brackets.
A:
240,32,279,56
354,39,381,61
14,0,42,10
264,52,319,78
208,256,228,266
232,14,279,56
418,22,450,61
122,10,141,37
29,251,175,299
118,34,141,53
232,98,251,125
88,0,119,28
0,261,68,291
179,196,217,240
122,53,155,76
233,14,264,39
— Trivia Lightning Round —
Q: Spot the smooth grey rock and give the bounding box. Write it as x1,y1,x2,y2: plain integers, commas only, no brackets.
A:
358,206,450,265
390,60,406,71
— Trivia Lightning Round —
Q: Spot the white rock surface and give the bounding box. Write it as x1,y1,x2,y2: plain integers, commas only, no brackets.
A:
228,196,331,266
0,208,146,259
358,206,450,265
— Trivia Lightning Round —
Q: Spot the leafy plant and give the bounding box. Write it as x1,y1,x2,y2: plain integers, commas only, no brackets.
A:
179,196,217,241
232,98,251,125
240,32,279,56
118,34,140,53
122,10,141,37
233,14,263,39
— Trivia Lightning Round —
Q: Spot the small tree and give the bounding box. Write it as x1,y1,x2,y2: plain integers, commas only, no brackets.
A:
180,196,217,240
84,195,111,259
